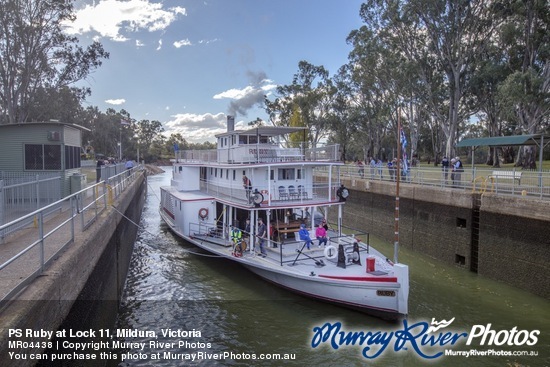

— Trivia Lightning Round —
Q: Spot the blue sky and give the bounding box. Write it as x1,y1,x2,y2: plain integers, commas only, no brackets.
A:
66,0,365,142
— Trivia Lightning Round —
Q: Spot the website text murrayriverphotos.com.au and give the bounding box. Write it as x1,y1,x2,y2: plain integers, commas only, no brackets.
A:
4,317,542,364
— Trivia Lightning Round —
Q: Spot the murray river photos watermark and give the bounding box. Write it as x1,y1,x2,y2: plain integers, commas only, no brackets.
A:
310,318,540,360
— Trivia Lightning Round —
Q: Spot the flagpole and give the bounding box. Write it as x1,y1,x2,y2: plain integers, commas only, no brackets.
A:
119,125,122,161
394,109,401,264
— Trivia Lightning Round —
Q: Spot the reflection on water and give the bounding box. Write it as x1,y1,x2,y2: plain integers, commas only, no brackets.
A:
113,170,549,366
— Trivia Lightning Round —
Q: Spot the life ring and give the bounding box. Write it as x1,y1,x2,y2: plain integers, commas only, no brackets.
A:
324,245,338,260
198,208,208,219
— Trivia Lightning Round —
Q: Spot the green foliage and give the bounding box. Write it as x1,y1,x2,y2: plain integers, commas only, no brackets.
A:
0,0,109,124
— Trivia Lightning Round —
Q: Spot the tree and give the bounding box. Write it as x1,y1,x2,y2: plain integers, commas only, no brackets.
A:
26,86,84,123
0,0,108,124
265,61,335,148
136,119,165,161
497,0,550,168
164,133,188,158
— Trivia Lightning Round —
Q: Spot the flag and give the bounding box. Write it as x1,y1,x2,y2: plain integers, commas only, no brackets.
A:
120,119,130,126
400,128,407,149
173,143,179,152
400,128,409,172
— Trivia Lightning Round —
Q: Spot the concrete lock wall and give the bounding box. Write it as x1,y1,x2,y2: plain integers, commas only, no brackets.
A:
340,179,550,300
0,173,147,366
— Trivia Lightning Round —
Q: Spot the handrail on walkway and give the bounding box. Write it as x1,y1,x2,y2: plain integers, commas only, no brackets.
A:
333,164,550,200
0,166,144,307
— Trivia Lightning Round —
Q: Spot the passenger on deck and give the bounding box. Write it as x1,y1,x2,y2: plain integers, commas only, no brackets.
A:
242,175,252,203
299,224,313,250
230,225,244,257
257,218,267,257
315,224,328,247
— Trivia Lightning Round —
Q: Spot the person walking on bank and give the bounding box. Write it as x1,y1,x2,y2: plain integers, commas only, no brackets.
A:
441,156,450,184
453,156,463,187
387,159,395,182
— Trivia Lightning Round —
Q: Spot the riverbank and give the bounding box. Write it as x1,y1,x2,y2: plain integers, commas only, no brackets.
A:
0,172,147,366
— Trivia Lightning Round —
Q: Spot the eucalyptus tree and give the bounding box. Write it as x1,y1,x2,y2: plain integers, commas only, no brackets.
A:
497,0,549,168
264,61,335,148
330,64,360,161
358,1,499,159
26,86,84,124
469,52,511,166
346,11,411,161
411,1,500,158
0,0,108,124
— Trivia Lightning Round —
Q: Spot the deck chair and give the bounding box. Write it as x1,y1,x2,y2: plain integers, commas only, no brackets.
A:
288,185,299,200
298,185,308,199
278,186,289,200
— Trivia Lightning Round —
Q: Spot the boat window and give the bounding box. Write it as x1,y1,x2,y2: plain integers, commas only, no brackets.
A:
226,169,229,179
233,170,236,180
259,136,268,143
179,166,182,172
239,135,247,144
270,169,274,180
249,135,257,144
215,168,218,177
297,168,303,179
278,168,295,180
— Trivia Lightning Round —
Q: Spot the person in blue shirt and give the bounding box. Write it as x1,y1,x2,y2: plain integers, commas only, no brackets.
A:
298,223,313,250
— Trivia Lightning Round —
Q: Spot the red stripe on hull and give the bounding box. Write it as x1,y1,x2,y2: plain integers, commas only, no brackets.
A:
163,207,175,219
318,275,397,282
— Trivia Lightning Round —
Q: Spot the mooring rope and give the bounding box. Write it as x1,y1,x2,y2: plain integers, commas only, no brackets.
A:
109,204,225,258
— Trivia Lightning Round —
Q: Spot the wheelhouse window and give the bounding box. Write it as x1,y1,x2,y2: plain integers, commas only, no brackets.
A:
25,144,61,170
278,168,295,180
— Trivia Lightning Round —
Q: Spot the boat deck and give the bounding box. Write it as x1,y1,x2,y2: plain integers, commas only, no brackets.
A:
190,231,396,281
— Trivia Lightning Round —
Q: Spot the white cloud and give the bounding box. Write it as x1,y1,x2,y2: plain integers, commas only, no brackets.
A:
156,39,163,51
173,39,192,48
64,0,186,42
105,98,126,105
198,39,219,45
213,86,256,100
164,112,228,143
135,39,145,47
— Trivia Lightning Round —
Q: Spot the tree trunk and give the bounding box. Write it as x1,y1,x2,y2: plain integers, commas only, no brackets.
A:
520,146,537,169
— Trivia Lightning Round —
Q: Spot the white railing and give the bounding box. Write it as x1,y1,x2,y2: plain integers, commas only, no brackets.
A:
175,144,340,165
0,175,62,236
201,179,337,206
0,166,143,305
336,164,550,199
